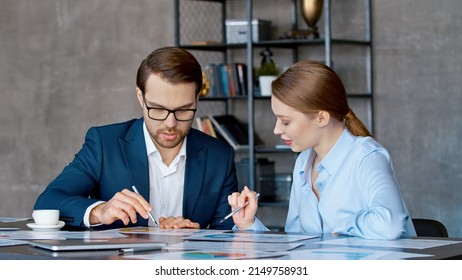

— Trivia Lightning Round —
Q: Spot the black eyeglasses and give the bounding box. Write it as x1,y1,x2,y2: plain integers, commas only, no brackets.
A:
142,94,197,121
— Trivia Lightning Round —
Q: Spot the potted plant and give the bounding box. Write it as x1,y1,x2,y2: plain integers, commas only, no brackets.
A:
257,48,279,96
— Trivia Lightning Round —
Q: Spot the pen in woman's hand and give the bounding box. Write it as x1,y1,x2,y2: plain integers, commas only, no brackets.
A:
219,193,260,223
131,185,159,226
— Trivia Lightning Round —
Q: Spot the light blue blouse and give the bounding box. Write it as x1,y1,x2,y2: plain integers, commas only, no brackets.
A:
246,128,416,240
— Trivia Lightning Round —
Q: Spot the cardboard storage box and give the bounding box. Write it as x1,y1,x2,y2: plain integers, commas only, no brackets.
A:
225,19,271,43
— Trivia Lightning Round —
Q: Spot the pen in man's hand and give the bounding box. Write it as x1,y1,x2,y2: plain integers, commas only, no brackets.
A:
131,185,159,226
219,193,260,223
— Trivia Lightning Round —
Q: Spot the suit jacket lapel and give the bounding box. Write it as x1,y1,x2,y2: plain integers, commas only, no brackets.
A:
183,130,206,218
119,118,149,198
118,123,205,219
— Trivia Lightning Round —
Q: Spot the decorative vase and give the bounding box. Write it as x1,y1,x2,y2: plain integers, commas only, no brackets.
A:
301,0,323,29
259,75,277,96
283,0,323,39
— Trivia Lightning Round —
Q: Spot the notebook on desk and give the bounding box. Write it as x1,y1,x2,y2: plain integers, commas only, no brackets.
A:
28,238,167,252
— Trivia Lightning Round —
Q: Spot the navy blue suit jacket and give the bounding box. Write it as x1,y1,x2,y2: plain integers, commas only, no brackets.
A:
34,118,237,230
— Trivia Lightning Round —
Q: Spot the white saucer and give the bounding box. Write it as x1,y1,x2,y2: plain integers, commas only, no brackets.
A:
27,221,65,231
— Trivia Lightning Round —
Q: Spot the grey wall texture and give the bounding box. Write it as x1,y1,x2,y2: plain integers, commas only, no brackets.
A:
0,0,174,217
373,0,462,237
0,0,461,237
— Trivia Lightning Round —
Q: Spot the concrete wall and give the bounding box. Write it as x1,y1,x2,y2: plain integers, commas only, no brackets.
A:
1,0,461,237
374,0,462,237
0,0,174,215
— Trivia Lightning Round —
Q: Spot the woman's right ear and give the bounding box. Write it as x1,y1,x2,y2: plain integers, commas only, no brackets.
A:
317,111,330,127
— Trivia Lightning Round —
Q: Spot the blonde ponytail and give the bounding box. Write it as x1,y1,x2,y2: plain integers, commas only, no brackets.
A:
345,108,372,137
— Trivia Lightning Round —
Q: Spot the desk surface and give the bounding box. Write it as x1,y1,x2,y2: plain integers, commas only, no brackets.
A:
1,220,461,260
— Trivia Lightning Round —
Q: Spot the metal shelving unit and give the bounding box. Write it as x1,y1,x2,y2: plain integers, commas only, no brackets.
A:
174,0,373,197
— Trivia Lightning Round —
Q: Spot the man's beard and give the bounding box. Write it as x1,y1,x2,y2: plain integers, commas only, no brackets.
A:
153,127,189,149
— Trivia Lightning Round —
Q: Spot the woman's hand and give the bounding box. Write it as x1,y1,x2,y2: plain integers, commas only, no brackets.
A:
227,186,259,229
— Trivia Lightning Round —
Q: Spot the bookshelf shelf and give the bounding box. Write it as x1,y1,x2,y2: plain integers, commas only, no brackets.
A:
255,147,293,153
180,38,371,50
199,95,248,101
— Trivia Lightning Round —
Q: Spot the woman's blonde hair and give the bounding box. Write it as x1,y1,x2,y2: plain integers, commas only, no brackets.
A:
271,60,371,137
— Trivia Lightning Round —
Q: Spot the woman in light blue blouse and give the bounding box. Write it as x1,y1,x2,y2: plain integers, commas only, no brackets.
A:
229,60,416,240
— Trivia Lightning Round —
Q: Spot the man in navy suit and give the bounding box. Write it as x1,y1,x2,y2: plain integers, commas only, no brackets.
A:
34,46,238,230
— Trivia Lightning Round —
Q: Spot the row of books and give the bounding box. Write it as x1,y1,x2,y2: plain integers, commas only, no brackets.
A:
203,63,248,97
195,115,249,150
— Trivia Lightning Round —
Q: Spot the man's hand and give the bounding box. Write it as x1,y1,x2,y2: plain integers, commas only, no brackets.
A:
158,216,200,229
89,189,153,225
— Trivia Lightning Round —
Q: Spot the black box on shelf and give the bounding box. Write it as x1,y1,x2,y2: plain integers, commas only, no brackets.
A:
259,174,292,202
236,158,275,202
274,174,292,202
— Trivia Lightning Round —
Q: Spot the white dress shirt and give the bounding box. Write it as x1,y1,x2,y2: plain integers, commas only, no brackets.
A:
83,122,186,228
240,128,416,240
143,122,185,225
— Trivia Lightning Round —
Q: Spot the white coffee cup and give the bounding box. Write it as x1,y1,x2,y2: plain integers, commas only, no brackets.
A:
32,209,60,225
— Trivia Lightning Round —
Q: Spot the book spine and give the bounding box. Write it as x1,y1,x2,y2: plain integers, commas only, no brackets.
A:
202,117,217,138
227,64,237,96
203,64,217,96
220,64,229,97
194,116,203,131
213,64,224,96
235,63,248,96
208,115,239,150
